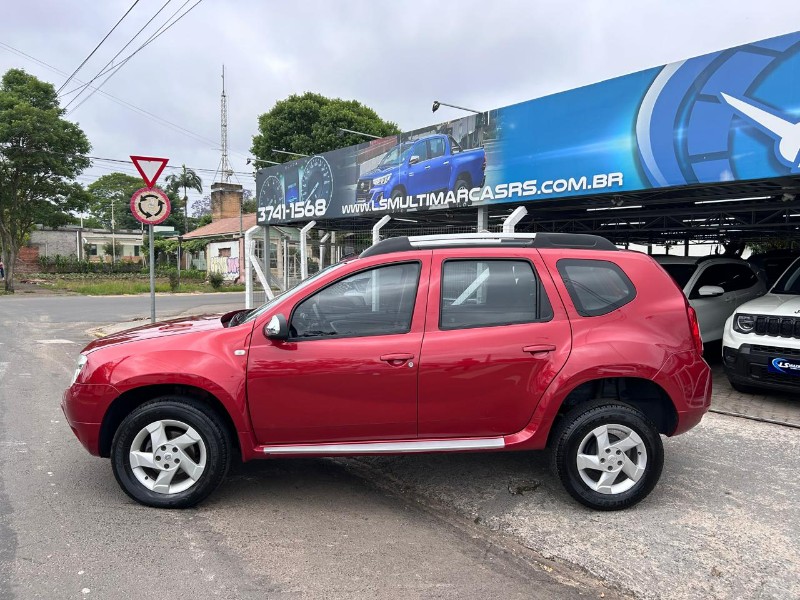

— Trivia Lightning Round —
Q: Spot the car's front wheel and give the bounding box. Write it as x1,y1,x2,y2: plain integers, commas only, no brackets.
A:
111,397,231,509
551,402,663,510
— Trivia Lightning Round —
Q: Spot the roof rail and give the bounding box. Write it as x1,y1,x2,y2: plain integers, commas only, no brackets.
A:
360,232,617,258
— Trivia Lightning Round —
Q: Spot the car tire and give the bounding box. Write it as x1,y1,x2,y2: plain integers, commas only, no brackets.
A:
454,177,472,207
111,397,231,509
551,401,664,511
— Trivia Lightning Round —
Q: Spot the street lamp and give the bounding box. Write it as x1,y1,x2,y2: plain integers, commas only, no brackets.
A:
432,100,482,114
337,127,382,140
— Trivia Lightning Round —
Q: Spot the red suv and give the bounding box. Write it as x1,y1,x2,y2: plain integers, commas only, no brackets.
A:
63,233,711,510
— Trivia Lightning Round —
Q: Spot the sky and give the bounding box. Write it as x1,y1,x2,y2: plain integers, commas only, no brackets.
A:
1,0,798,212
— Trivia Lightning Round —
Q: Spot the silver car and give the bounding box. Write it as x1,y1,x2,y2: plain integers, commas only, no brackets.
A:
653,256,767,342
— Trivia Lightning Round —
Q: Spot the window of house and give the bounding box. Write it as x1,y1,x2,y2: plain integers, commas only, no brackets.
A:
218,247,231,258
270,243,278,269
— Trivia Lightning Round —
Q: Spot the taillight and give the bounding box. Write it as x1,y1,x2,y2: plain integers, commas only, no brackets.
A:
687,305,703,354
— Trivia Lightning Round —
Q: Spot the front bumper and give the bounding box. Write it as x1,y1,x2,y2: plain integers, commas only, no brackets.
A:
62,383,120,456
723,343,800,394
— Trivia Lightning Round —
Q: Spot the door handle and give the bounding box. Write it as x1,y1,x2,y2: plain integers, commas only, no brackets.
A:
443,161,450,165
522,344,556,355
380,353,414,365
424,165,431,169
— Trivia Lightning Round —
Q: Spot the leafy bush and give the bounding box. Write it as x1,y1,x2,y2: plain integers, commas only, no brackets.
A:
208,272,224,289
35,254,144,274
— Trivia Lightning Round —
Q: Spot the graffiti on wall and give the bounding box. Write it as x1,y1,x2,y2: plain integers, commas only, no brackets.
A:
208,256,239,281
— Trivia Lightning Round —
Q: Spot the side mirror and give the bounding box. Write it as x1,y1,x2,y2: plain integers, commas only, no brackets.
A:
698,285,725,297
408,155,420,165
264,313,289,341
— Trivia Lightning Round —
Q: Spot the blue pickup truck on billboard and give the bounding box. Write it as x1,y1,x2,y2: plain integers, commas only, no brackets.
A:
355,134,485,209
257,30,800,225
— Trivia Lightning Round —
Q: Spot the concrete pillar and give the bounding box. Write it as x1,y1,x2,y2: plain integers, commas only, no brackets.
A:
477,206,489,232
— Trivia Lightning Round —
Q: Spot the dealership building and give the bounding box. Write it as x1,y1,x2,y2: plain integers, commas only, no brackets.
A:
248,30,800,300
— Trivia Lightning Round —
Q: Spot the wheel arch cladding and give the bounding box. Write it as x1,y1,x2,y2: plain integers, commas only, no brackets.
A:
98,384,240,458
549,377,678,443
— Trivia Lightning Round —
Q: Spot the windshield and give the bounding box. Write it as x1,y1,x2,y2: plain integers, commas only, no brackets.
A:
770,257,800,294
377,143,413,169
659,263,697,289
241,262,348,324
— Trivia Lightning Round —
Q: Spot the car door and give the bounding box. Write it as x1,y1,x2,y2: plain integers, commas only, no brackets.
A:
423,136,451,192
417,250,572,438
246,256,430,444
688,261,746,342
405,139,429,196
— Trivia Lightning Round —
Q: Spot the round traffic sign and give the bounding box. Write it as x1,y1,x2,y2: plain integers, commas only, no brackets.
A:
130,187,171,225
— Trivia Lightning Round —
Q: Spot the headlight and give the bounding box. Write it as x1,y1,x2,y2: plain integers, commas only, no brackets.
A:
733,313,756,334
70,354,88,386
372,174,391,186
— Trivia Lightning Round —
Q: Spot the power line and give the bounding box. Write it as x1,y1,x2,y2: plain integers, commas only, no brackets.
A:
0,41,222,150
56,0,142,94
65,0,205,114
60,0,176,102
0,145,254,178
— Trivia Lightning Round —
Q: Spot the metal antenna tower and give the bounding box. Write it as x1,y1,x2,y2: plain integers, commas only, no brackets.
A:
219,64,233,182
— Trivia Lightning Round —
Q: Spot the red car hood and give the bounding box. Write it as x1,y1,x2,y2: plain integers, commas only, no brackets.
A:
83,313,231,353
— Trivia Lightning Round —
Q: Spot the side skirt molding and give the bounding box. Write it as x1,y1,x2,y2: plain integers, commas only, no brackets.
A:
259,437,506,456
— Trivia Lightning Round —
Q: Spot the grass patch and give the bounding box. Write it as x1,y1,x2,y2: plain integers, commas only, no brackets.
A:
39,277,245,296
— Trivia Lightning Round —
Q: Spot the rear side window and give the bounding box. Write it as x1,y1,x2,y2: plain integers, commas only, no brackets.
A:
557,259,636,317
440,259,553,330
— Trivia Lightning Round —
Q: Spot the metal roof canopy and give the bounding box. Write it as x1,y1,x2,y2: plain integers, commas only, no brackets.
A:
270,174,800,245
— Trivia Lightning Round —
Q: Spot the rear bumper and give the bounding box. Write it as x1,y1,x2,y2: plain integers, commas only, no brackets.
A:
62,383,119,456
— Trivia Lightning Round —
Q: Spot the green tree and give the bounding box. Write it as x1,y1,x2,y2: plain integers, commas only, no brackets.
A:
87,172,144,232
242,189,256,213
192,194,211,217
0,69,90,292
165,165,202,233
251,92,400,162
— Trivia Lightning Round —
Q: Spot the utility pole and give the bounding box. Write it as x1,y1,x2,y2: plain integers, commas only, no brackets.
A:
111,199,116,264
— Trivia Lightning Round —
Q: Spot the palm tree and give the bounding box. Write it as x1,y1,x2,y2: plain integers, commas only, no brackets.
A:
165,165,203,233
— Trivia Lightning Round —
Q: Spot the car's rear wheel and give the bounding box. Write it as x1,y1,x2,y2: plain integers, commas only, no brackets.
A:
454,177,472,207
111,397,231,509
551,402,663,510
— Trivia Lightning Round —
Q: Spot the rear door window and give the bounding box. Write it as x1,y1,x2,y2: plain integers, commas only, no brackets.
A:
557,259,636,317
440,259,553,330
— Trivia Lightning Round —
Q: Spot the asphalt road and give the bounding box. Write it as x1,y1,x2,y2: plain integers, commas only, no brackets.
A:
0,294,614,600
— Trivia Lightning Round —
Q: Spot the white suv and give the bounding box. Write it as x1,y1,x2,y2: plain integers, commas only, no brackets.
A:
723,257,800,394
654,256,766,342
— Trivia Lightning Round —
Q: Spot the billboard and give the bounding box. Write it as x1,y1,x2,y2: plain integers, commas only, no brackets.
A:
257,30,800,225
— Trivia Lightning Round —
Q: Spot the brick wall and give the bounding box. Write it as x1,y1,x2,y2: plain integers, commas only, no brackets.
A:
15,246,40,274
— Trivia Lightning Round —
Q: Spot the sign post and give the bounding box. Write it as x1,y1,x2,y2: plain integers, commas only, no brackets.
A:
129,155,170,323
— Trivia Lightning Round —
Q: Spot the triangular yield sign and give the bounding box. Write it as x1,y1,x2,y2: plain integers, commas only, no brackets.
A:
130,155,169,188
